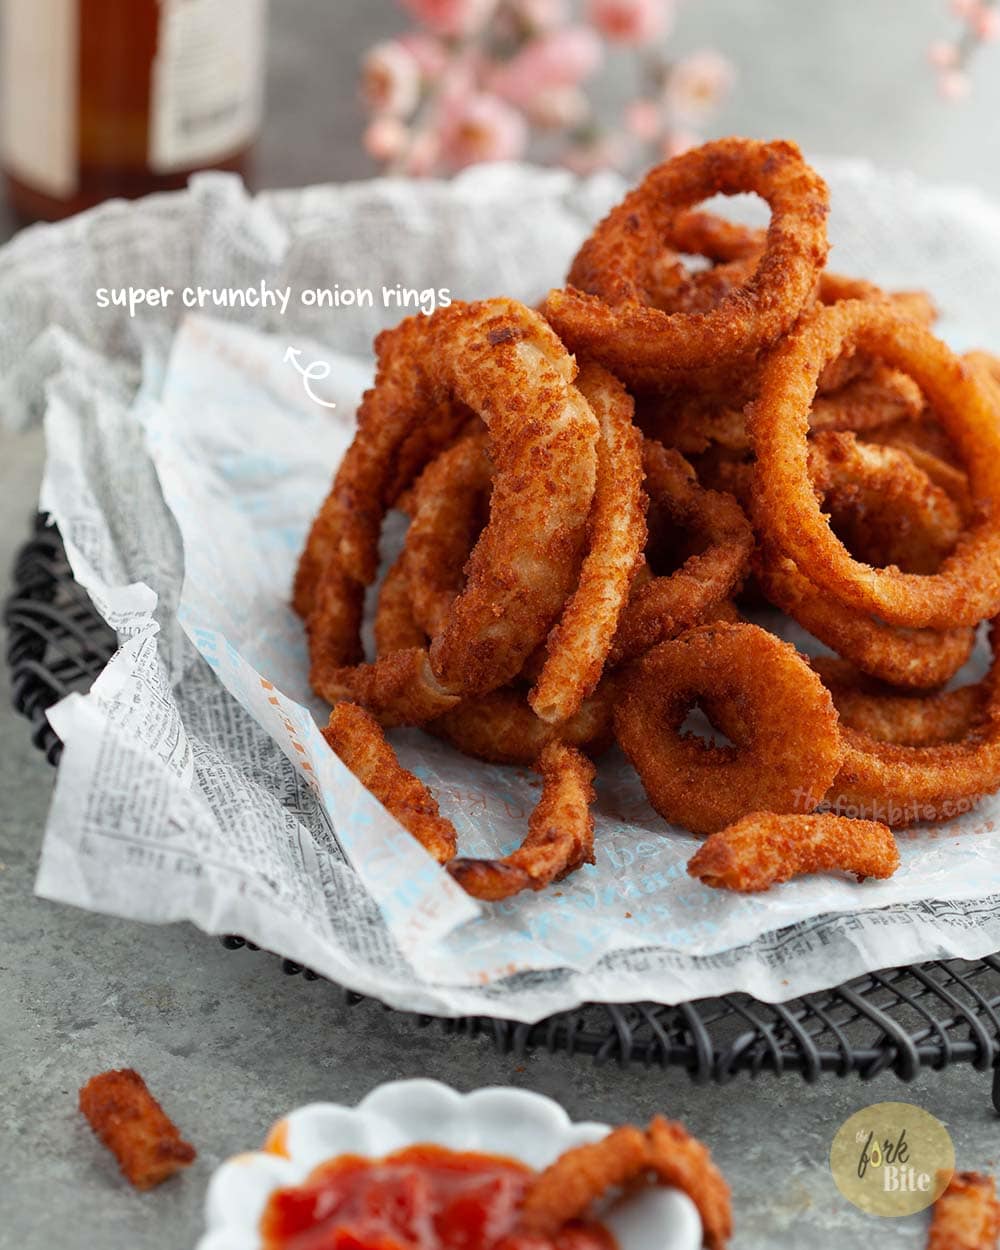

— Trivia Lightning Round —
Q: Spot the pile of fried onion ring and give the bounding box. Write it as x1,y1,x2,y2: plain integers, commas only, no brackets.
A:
298,136,1000,899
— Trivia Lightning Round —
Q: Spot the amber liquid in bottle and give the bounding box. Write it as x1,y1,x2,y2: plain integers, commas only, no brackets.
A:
2,0,267,223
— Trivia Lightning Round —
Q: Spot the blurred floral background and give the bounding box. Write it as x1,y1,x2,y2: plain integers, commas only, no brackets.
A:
255,0,1000,196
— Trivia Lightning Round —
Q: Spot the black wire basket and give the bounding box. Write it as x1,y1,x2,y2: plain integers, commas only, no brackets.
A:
8,514,1000,1103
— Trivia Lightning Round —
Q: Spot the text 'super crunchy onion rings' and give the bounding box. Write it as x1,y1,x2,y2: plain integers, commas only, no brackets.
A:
812,656,985,747
687,811,899,892
518,1117,732,1250
614,623,844,835
543,138,830,389
749,300,1000,629
609,442,752,665
754,544,975,689
926,1172,1000,1250
826,621,1000,827
322,702,458,864
529,363,646,724
447,742,597,900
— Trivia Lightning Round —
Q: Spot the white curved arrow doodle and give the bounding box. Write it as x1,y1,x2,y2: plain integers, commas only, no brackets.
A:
283,345,338,409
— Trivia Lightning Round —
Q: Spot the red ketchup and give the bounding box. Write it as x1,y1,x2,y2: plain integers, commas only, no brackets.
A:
260,1144,618,1250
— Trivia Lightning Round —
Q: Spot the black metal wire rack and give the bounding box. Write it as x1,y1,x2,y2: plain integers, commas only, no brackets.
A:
7,514,1000,1102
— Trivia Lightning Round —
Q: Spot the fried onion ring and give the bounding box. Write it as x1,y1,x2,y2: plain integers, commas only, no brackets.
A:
687,811,899,892
543,138,829,390
749,300,1000,629
812,656,986,747
609,442,753,666
927,1171,1000,1250
614,623,844,834
826,620,1000,827
322,702,458,863
448,741,597,900
518,1117,732,1250
529,362,646,723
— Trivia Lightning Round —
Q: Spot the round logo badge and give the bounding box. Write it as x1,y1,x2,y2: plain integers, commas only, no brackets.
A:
830,1102,954,1217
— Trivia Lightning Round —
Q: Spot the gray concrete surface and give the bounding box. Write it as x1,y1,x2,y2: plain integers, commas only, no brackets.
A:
2,2,1000,1247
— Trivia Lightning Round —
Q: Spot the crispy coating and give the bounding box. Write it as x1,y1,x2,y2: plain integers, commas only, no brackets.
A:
610,443,753,666
687,811,899,892
79,1069,196,1190
431,684,615,766
755,543,975,689
313,646,460,727
749,300,1000,629
614,623,844,835
826,621,1000,827
427,306,599,696
374,555,428,655
403,433,491,638
448,742,596,900
813,656,986,747
543,138,829,390
927,1171,1000,1250
530,363,647,723
518,1117,732,1250
322,703,458,863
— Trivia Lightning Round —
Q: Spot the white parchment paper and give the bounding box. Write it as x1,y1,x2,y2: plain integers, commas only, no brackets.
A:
5,163,1000,1021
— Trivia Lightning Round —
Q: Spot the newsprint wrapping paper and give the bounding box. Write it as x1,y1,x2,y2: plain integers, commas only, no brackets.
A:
4,162,1000,1021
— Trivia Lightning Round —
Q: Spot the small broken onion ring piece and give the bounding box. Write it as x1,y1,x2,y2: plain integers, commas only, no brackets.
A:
447,741,596,900
687,811,899,892
926,1171,1000,1250
322,702,457,863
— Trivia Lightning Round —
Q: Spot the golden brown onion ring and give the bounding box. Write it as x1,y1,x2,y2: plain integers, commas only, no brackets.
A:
687,811,899,892
447,742,597,900
543,138,829,390
749,300,1000,629
614,623,844,835
529,363,646,724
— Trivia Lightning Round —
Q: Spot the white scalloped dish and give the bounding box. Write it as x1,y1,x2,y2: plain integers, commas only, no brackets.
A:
197,1080,702,1250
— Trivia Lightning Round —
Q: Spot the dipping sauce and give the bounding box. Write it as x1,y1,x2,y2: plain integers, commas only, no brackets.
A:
260,1144,618,1250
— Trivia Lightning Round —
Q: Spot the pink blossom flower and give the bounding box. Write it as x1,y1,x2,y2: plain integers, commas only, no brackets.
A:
399,0,492,37
509,0,570,30
624,98,662,142
586,0,671,45
975,5,1000,39
361,41,421,117
927,39,960,68
661,127,700,159
439,92,528,168
403,128,443,177
937,67,972,98
525,85,589,128
364,116,411,163
664,50,735,122
561,132,630,174
488,27,604,105
398,31,449,79
950,0,981,19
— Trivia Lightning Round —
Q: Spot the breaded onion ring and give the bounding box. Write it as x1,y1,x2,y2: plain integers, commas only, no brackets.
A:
687,811,899,892
519,1117,732,1250
927,1171,1000,1250
447,742,596,900
754,544,975,690
610,442,753,666
403,433,491,638
826,621,1000,827
543,138,829,389
322,702,458,863
749,300,1000,629
812,656,986,747
614,623,844,835
530,363,646,723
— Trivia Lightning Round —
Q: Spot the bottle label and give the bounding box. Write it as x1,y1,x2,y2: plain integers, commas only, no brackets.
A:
0,0,79,197
149,0,268,173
